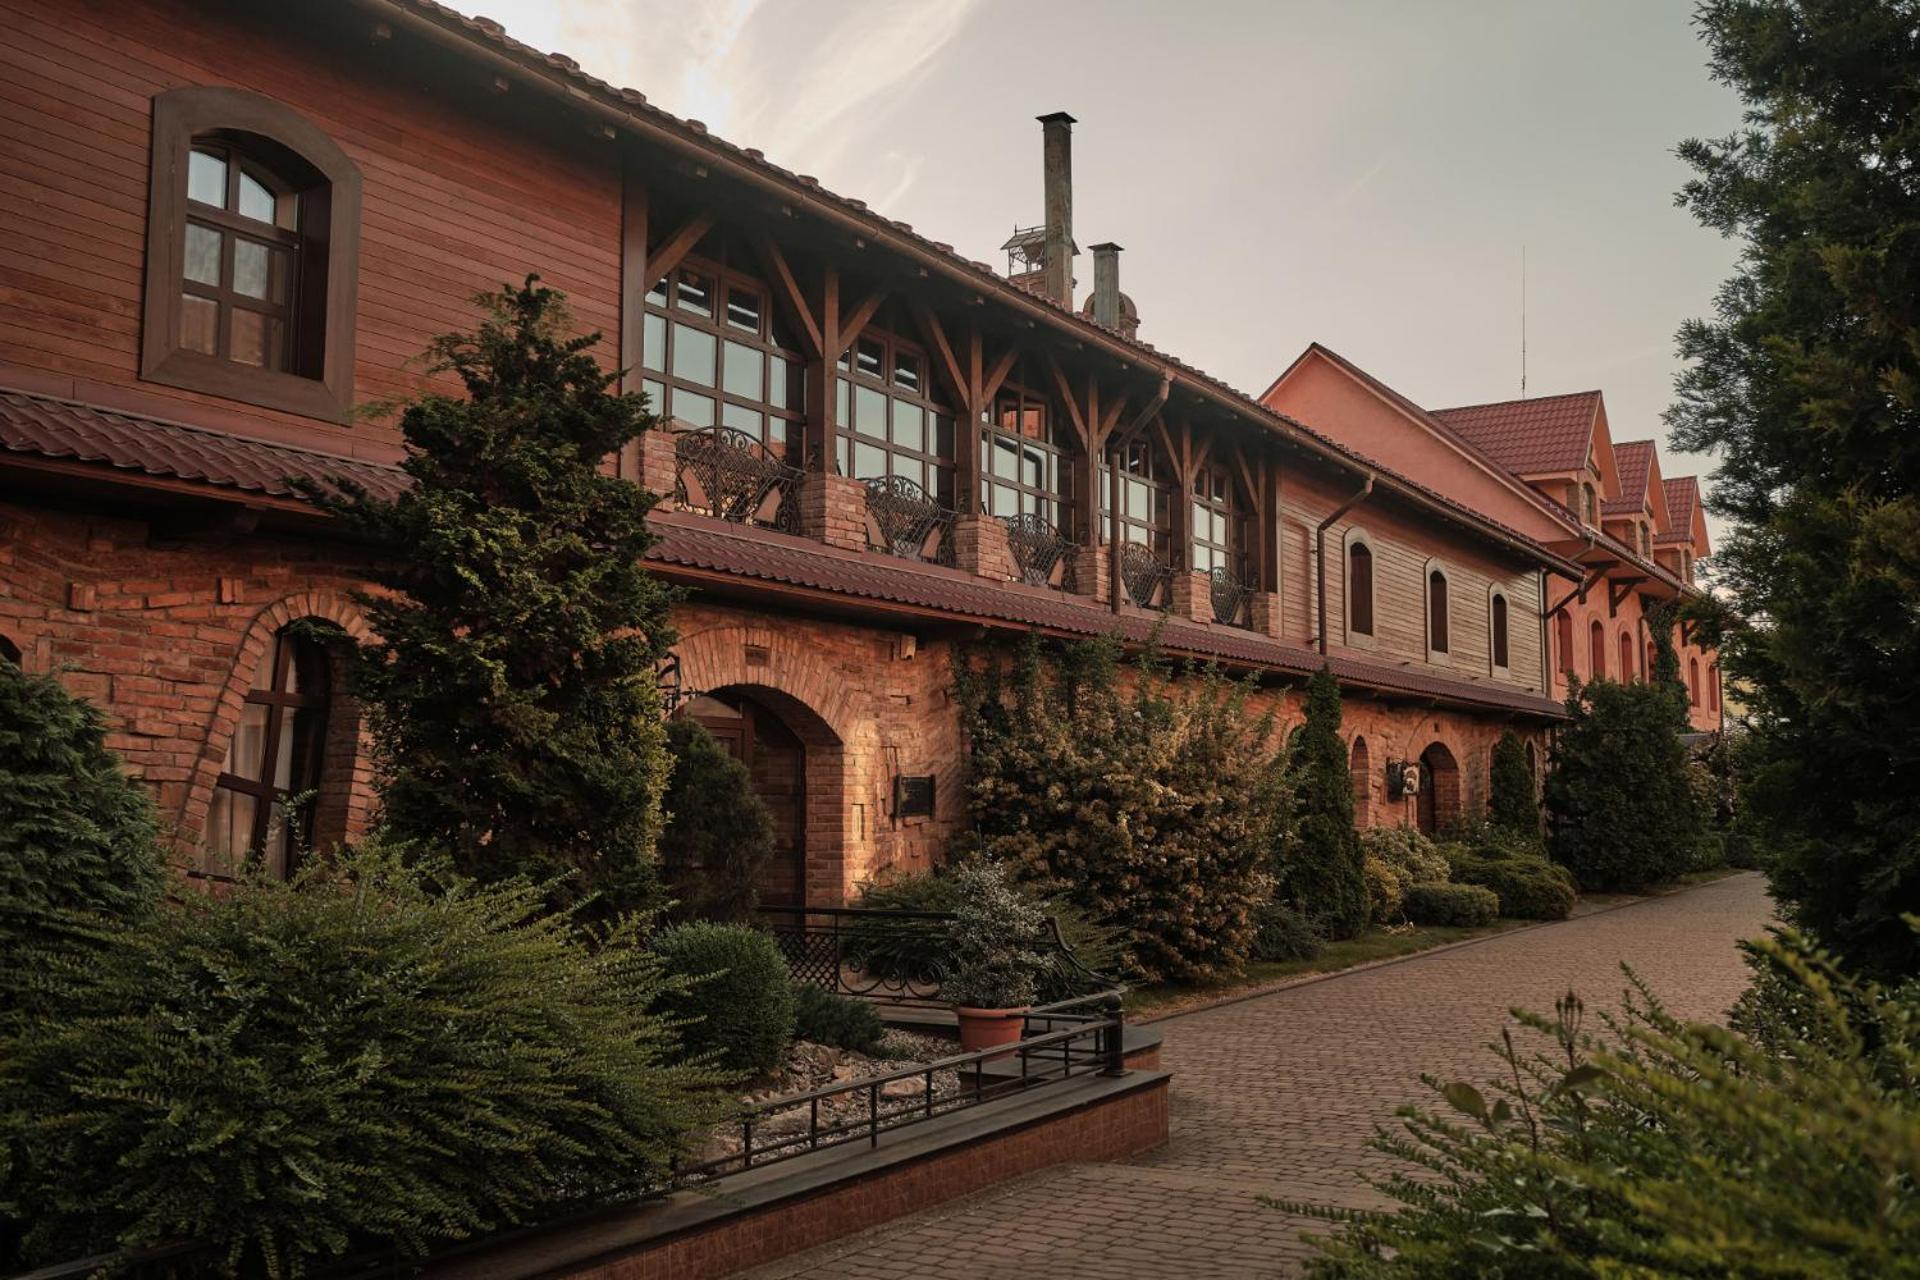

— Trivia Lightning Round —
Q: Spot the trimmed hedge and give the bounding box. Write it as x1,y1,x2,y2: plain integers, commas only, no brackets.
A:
1445,848,1575,921
651,922,797,1076
1403,882,1500,927
791,984,885,1055
1362,855,1405,925
1251,901,1324,962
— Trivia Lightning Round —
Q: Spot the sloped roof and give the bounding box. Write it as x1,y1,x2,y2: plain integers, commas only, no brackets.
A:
1606,440,1654,514
0,389,410,503
1430,391,1602,476
1658,476,1708,554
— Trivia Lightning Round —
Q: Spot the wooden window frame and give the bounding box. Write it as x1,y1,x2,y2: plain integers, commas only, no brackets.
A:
980,376,1073,529
1555,610,1575,677
834,326,956,504
1489,585,1510,675
640,255,804,458
1425,560,1452,662
1344,529,1376,646
1098,440,1173,555
1589,618,1607,679
211,629,331,877
1619,628,1636,682
143,87,361,421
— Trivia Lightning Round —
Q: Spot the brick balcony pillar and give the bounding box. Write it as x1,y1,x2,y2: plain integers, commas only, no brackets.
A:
953,513,1014,582
1070,544,1110,605
628,424,680,503
1248,590,1282,638
1169,570,1214,624
798,472,868,551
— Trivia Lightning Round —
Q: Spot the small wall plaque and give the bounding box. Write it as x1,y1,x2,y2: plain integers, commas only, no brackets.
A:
894,774,936,818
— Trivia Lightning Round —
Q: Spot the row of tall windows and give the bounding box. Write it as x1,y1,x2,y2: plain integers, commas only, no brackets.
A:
1345,539,1509,671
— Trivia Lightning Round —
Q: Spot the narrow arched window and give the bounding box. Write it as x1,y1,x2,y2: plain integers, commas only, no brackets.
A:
1582,484,1597,525
1619,630,1635,681
143,88,361,419
208,628,333,879
1689,657,1701,706
1427,567,1449,655
1709,663,1721,711
1348,540,1374,637
1555,610,1575,676
1490,591,1509,671
1589,619,1606,678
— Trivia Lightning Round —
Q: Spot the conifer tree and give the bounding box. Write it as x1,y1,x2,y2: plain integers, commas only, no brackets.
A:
1670,1,1920,977
1278,667,1368,941
1487,731,1540,843
657,718,775,922
313,279,674,916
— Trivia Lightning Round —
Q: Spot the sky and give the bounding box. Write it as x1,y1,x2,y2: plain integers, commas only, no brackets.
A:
483,0,1745,547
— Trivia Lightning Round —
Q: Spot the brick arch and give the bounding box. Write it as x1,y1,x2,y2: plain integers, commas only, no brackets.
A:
179,589,374,863
673,622,866,905
1416,740,1462,836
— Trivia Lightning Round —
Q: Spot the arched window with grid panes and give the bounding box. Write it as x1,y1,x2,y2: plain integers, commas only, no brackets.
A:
206,627,334,881
980,371,1073,532
638,253,804,460
833,320,956,505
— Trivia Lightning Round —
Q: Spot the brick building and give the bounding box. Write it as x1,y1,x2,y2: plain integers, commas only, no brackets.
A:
0,0,1713,904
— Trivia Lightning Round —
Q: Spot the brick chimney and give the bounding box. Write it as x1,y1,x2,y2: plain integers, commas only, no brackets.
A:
1090,242,1122,329
1038,112,1076,309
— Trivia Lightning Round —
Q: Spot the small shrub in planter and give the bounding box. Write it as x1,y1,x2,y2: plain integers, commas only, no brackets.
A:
652,921,797,1076
0,846,724,1276
1250,901,1324,962
1359,825,1451,886
942,861,1046,1011
791,984,885,1055
1446,849,1575,921
1362,855,1405,925
1402,882,1500,927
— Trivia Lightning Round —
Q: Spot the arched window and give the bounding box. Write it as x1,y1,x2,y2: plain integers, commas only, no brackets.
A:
641,248,804,459
1489,588,1510,672
143,88,361,419
1709,663,1721,711
1347,536,1375,638
1349,735,1372,825
1427,565,1450,656
835,316,956,504
1589,619,1606,679
1689,657,1701,706
1555,610,1575,676
207,628,333,879
1619,630,1636,681
0,633,20,666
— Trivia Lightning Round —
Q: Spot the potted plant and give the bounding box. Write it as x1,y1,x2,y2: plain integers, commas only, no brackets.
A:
941,860,1047,1055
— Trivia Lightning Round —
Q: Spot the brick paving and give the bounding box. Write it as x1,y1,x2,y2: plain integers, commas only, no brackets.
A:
741,871,1774,1279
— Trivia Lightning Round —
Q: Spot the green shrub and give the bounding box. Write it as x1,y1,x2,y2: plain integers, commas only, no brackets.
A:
1487,730,1540,840
1362,855,1404,925
1277,668,1369,942
0,658,166,991
1401,882,1499,927
0,846,723,1276
1250,900,1325,962
960,636,1285,981
942,860,1047,1009
1446,848,1575,920
791,984,885,1055
658,718,775,922
1359,826,1450,886
652,922,797,1076
1280,932,1920,1277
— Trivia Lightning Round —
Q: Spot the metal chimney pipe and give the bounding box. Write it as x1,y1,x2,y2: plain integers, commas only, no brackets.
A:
1038,112,1076,309
1090,242,1122,329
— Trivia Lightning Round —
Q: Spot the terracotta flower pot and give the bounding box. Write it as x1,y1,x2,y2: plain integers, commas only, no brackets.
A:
954,1005,1030,1059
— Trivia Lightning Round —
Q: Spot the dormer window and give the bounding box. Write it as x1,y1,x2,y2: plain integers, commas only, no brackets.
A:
1581,483,1598,526
142,88,362,420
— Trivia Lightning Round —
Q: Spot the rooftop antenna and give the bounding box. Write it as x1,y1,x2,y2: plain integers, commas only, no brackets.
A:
1520,244,1528,398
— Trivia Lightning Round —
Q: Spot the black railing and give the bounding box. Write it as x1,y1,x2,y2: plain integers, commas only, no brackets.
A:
863,475,957,565
1209,565,1253,627
672,989,1128,1182
1003,513,1076,590
1117,541,1173,609
3,1243,209,1280
674,426,804,532
755,905,1117,1008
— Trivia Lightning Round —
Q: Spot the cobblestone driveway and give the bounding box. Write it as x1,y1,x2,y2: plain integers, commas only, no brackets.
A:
744,872,1773,1279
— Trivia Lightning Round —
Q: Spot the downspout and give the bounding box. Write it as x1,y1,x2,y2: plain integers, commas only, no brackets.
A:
1537,567,1551,696
1315,473,1374,655
1109,373,1172,614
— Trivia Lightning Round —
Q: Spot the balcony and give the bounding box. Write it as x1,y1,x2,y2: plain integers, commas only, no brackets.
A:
1003,513,1077,591
863,475,957,567
673,426,804,533
1209,565,1253,628
1116,541,1173,609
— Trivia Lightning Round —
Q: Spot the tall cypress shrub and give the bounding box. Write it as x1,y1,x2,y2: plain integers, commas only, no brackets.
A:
1669,2,1920,977
657,718,775,923
1278,667,1368,941
311,279,674,917
1487,731,1541,843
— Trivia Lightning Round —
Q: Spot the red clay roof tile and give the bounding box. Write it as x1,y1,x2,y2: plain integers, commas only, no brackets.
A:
1430,391,1601,476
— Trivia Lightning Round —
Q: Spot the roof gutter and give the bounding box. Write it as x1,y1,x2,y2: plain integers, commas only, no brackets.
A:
1315,473,1373,655
356,0,1583,580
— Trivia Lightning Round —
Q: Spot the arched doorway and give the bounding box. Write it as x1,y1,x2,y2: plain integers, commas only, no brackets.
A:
1416,741,1461,836
680,689,808,906
1349,735,1372,826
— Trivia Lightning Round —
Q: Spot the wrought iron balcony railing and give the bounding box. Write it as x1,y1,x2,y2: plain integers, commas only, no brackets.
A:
1003,513,1076,590
674,426,804,533
1116,541,1173,609
1209,565,1253,627
863,475,956,566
